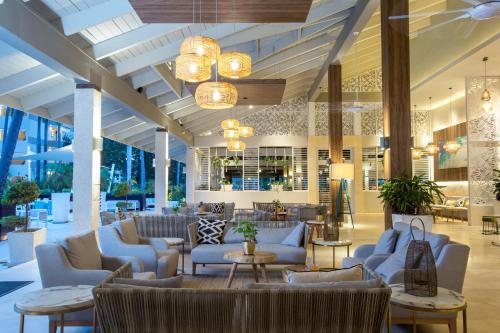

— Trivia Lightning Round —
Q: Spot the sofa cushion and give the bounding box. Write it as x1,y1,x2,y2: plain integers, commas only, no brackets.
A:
62,231,102,270
113,219,139,244
281,222,305,247
114,275,183,288
223,228,245,244
197,219,226,244
374,246,407,279
209,202,225,215
284,265,362,284
373,229,398,254
394,223,412,252
246,278,383,290
256,227,295,244
132,272,156,280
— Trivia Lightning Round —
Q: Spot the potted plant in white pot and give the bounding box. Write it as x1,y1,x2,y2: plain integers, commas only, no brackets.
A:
1,178,46,265
379,175,443,231
219,178,233,192
271,180,284,192
493,169,500,215
232,221,258,255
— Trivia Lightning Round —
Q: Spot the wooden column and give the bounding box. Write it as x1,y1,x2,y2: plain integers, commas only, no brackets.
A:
381,0,412,229
328,64,343,222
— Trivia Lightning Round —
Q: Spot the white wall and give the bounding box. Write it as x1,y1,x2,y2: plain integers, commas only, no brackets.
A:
430,95,466,131
194,190,309,209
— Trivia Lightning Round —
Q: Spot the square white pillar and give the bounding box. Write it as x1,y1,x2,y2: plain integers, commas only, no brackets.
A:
155,128,169,214
72,84,101,233
185,147,196,203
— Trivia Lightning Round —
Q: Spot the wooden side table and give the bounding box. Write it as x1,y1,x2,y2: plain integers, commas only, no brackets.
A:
164,237,185,274
223,251,276,288
14,285,95,333
312,239,352,268
389,283,467,333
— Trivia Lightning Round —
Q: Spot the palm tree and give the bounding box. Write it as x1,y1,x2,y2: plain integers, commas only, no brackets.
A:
0,108,25,195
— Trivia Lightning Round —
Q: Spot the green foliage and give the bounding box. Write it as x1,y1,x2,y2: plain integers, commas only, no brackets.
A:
43,164,73,192
168,184,185,202
116,201,131,209
219,178,231,185
232,221,258,241
3,178,40,231
271,180,284,186
172,206,180,214
0,215,26,229
100,168,110,192
146,179,155,195
494,169,500,201
113,182,131,198
378,175,444,215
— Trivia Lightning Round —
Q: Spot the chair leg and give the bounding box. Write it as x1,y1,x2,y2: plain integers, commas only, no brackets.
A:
192,263,196,276
448,319,457,333
49,321,57,333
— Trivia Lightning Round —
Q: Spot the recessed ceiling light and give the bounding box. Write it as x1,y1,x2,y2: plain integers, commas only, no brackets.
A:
249,105,254,109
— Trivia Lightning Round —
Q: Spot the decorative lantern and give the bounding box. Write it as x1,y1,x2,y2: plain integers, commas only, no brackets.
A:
221,119,240,130
224,129,239,140
404,217,438,297
180,36,220,64
425,142,439,155
323,213,339,241
218,52,252,79
195,82,238,109
175,53,211,82
238,126,254,138
227,140,246,152
443,140,460,154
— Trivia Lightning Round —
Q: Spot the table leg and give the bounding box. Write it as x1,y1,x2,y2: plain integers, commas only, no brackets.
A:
347,245,350,257
252,264,260,283
19,313,24,333
260,264,268,282
387,305,392,333
332,247,335,268
463,308,467,333
412,310,416,333
182,242,185,274
93,308,97,333
226,263,238,288
60,313,64,333
312,243,316,264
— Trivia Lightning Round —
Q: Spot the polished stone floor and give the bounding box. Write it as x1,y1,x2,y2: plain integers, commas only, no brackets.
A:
0,214,498,332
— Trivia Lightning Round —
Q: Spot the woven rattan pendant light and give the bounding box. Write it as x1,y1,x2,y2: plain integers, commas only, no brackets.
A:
227,140,246,152
218,52,252,79
196,81,238,109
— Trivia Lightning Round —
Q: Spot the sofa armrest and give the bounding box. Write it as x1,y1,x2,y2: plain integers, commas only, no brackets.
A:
101,255,144,273
435,243,470,292
364,254,391,271
353,244,376,258
139,237,170,252
187,223,199,249
156,249,180,278
384,269,405,285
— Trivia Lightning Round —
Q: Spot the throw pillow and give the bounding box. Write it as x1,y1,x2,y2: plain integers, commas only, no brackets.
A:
223,228,245,244
197,218,226,244
456,198,465,207
285,265,362,284
62,231,102,270
256,227,295,244
373,229,398,254
113,275,183,288
246,278,383,290
281,222,305,247
209,202,225,215
374,246,408,279
113,219,139,244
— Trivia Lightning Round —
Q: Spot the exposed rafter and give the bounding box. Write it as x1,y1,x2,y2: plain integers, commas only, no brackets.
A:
0,65,59,96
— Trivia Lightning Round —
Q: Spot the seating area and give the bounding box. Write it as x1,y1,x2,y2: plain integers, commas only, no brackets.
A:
1,0,500,332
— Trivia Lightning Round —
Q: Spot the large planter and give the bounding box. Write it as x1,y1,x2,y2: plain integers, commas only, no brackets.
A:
7,228,47,266
494,201,500,216
52,192,71,223
392,214,433,232
271,185,283,192
222,184,233,192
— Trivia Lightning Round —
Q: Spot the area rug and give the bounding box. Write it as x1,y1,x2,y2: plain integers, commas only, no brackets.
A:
0,281,33,297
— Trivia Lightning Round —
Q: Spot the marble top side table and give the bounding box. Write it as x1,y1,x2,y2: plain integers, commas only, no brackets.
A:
312,239,352,267
389,283,467,333
14,285,95,333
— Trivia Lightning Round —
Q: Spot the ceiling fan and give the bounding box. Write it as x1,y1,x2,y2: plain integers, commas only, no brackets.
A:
389,0,500,36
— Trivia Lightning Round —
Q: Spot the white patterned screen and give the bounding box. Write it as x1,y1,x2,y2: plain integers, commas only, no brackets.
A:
362,147,383,191
412,153,430,181
293,147,308,190
195,147,210,190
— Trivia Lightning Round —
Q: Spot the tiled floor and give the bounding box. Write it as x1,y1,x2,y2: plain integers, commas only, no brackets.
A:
0,214,498,332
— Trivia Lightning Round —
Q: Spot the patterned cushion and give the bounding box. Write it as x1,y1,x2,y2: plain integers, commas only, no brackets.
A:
456,198,465,207
197,219,226,244
209,202,225,215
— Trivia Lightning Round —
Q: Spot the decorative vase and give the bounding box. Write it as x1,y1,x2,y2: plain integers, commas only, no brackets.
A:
242,240,256,255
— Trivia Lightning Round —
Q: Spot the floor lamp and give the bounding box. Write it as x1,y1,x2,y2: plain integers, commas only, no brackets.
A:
331,163,355,229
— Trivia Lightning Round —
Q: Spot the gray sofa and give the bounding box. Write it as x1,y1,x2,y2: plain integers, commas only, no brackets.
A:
163,202,236,221
342,222,470,326
35,231,154,332
98,220,179,278
188,221,308,274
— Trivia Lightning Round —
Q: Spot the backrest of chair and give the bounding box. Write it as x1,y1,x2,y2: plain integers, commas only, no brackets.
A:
98,224,124,253
134,214,196,239
35,243,73,288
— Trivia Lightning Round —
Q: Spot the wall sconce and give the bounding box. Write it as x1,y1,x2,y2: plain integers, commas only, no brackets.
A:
93,137,103,151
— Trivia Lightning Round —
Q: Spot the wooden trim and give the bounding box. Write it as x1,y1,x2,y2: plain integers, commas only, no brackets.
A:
433,122,467,181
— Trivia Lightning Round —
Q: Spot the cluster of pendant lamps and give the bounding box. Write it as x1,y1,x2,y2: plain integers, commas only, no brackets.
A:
175,33,253,151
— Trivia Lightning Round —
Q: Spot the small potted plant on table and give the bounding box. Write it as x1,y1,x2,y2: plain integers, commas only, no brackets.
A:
219,178,233,192
232,221,258,255
271,180,284,192
1,178,45,265
379,175,443,231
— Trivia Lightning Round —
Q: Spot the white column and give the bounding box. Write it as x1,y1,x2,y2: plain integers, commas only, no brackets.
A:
185,147,196,203
73,83,101,233
155,128,169,214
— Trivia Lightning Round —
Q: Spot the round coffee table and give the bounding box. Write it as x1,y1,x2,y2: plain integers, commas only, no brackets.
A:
14,285,95,333
164,237,185,274
312,239,352,267
223,251,276,288
389,283,467,333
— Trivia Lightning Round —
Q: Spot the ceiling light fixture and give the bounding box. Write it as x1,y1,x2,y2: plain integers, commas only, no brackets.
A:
443,140,461,154
426,143,439,155
196,81,238,109
218,52,252,79
175,53,211,82
238,126,254,138
411,148,423,160
221,118,240,130
227,140,246,152
224,129,240,140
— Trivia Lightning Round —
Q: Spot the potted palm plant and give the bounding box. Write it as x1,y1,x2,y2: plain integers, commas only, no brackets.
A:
379,175,443,231
1,178,46,265
493,169,500,215
232,221,258,255
219,178,232,192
